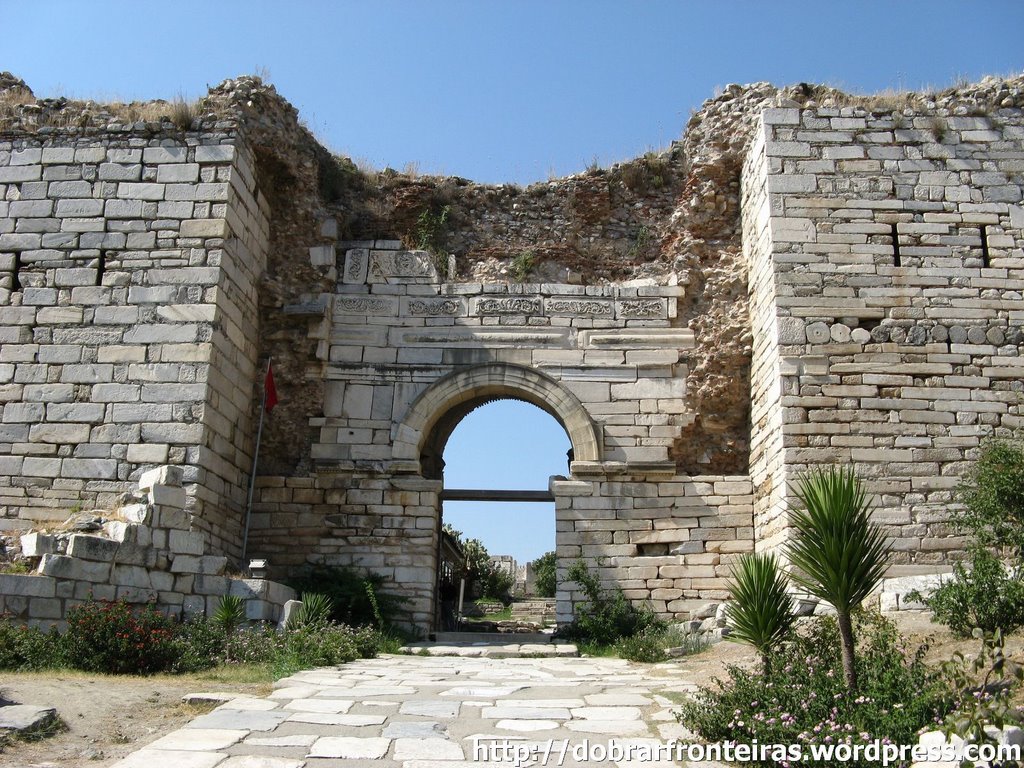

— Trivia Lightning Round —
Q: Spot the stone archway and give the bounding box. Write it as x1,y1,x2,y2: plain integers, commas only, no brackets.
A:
392,362,601,474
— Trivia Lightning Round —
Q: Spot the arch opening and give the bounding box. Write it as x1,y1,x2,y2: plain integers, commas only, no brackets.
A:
393,362,601,474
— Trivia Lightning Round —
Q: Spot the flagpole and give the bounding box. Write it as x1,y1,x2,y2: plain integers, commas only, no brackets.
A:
241,357,270,573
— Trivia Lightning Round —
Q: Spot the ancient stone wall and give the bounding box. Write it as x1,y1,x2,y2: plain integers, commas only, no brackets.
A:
0,466,294,629
552,475,752,624
0,126,270,558
3,71,1024,632
744,105,1024,579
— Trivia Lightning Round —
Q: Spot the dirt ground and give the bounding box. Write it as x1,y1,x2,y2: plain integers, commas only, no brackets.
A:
0,671,270,767
0,613,1020,768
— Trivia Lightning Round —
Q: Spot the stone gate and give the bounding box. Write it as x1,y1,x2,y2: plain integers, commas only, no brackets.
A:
1,72,1023,632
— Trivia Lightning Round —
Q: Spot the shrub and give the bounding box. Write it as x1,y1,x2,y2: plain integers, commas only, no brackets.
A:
288,592,334,629
0,617,63,671
560,559,663,646
63,600,178,675
678,613,951,768
212,594,246,635
787,466,890,691
725,552,794,674
955,438,1024,556
171,616,226,673
914,437,1024,636
911,548,1024,636
531,551,556,598
286,566,408,629
618,625,709,663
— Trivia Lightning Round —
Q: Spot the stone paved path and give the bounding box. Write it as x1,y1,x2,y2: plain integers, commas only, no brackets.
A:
109,651,701,768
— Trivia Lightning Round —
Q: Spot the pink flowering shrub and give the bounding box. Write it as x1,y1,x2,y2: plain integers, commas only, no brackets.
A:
678,613,953,768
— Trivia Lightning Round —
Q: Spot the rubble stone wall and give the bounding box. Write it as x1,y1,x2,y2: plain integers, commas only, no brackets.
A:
744,106,1024,582
0,129,270,558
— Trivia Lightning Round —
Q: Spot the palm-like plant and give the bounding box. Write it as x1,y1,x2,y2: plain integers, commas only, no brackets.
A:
787,466,890,692
725,552,795,674
288,592,334,629
213,594,246,636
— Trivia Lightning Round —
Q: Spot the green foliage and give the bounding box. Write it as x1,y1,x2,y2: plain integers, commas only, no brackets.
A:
286,566,408,630
443,525,514,602
212,594,246,635
318,153,363,204
913,438,1024,637
0,618,64,671
615,625,707,663
510,250,537,282
787,466,890,690
63,600,178,675
788,467,890,615
910,548,1024,636
678,613,952,768
560,559,664,646
415,204,450,255
0,599,388,679
171,615,226,673
937,628,1024,755
531,551,557,598
954,438,1024,557
288,592,334,629
725,552,795,672
625,225,654,261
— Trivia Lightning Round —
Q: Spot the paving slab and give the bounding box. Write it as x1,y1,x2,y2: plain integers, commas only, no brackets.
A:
110,652,695,767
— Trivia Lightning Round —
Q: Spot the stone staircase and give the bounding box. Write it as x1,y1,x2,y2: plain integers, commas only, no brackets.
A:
510,598,556,624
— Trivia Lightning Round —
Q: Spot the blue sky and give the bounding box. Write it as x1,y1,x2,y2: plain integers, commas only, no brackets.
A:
6,1,1022,563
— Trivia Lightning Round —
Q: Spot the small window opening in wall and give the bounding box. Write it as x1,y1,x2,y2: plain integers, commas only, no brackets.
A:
95,251,107,287
980,225,990,268
890,223,901,267
637,543,670,556
11,252,21,291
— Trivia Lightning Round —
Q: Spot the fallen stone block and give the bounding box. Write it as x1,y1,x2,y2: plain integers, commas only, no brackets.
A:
38,554,111,583
138,465,183,490
148,485,187,509
20,532,59,558
169,530,205,556
0,704,59,736
154,507,190,530
67,534,120,562
169,555,227,575
119,503,152,524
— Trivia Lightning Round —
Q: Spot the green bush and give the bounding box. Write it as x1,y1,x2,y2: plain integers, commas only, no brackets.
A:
63,600,178,675
286,566,408,630
0,618,63,671
678,613,951,768
559,559,664,646
955,438,1024,557
911,548,1024,636
914,437,1024,636
617,625,708,663
531,551,556,598
171,616,226,673
725,552,794,673
0,597,387,679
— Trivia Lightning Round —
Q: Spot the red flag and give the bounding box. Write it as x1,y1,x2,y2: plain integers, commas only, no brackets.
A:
264,361,278,413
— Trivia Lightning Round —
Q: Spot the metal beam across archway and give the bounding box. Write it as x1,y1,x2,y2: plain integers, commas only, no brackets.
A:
440,488,555,502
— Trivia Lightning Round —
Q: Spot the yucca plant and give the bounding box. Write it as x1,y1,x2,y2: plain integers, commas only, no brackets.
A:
212,594,246,636
725,552,794,675
288,592,334,630
787,466,890,692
